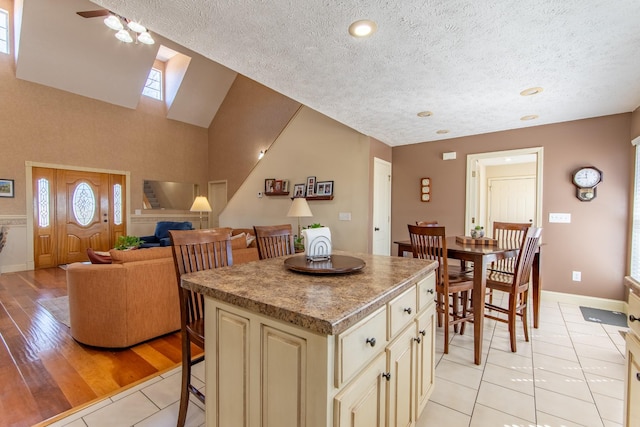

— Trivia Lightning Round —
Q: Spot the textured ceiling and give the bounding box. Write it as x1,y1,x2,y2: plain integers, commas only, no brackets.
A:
23,0,640,146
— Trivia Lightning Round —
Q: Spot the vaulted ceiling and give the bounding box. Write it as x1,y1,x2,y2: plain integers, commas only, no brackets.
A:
15,0,640,146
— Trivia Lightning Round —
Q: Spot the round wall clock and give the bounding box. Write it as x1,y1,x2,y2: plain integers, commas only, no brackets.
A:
571,166,602,201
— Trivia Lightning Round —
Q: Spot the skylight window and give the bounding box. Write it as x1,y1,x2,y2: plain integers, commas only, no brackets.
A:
142,68,162,100
0,9,9,54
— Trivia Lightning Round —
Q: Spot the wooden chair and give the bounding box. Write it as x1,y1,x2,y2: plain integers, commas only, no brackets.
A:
491,221,532,274
253,224,296,259
169,229,233,427
408,224,474,354
416,220,438,226
484,226,542,352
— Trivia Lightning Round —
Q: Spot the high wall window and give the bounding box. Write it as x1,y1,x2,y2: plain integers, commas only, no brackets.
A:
142,68,162,100
630,139,640,281
0,9,9,54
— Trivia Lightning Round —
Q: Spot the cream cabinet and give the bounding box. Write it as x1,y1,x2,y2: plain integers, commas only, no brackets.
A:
625,287,640,427
204,271,435,427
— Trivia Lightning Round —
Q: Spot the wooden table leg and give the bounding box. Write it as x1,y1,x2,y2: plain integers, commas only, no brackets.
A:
472,256,488,365
532,251,541,328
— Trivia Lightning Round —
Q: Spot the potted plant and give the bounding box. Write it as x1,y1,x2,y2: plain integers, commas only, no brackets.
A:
470,226,485,238
114,235,143,250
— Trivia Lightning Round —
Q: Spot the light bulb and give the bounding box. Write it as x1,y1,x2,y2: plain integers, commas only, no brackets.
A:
115,29,133,43
104,15,123,31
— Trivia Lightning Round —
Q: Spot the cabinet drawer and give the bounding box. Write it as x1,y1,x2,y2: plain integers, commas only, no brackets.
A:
416,273,436,312
336,306,388,387
388,286,417,340
629,291,640,338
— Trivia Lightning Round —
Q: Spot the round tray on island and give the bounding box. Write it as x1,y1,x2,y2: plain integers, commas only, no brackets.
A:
284,254,366,275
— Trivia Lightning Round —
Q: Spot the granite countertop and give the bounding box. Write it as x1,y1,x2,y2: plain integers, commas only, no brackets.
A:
180,251,437,336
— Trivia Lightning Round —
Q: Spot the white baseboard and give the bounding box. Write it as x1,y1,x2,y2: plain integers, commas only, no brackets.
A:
0,263,29,274
541,290,627,313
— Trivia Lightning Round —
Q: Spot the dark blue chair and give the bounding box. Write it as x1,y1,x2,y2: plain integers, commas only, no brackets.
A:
139,221,193,248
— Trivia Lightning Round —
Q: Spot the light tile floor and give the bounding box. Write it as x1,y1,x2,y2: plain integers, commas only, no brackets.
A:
47,296,628,427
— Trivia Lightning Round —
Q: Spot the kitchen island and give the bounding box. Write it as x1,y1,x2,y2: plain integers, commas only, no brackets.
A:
181,251,437,427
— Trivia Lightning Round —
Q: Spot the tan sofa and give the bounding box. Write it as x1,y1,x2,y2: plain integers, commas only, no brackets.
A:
66,228,259,348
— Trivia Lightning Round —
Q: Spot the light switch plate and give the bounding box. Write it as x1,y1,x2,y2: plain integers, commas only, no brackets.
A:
339,212,351,221
549,213,571,223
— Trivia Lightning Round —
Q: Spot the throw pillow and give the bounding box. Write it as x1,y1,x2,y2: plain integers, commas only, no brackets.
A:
87,248,112,264
246,234,256,248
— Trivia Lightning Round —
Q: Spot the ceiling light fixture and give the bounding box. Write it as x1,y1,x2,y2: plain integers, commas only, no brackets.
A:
436,129,450,134
104,13,155,45
348,20,377,38
520,87,543,96
258,150,266,160
417,111,433,117
520,114,539,121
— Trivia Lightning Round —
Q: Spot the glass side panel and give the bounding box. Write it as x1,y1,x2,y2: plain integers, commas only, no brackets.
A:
0,9,8,54
114,183,122,225
37,178,50,228
142,68,162,100
72,182,96,226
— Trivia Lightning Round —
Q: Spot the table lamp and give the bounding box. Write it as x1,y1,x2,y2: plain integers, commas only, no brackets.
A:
287,197,313,238
190,196,212,229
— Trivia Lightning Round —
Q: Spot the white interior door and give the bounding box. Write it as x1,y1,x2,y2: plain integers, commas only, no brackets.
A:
372,158,391,255
487,177,536,235
209,181,227,228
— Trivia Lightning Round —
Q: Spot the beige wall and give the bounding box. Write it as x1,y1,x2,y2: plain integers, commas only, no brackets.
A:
208,75,302,198
220,107,372,253
392,114,632,301
632,107,640,140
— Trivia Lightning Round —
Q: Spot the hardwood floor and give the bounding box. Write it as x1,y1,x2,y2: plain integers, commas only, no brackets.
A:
0,267,199,427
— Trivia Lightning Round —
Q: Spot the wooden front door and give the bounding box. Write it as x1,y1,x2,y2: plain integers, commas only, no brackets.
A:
33,167,126,268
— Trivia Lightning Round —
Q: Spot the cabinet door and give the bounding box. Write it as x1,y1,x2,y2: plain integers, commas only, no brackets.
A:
387,324,417,427
625,332,640,427
334,353,387,427
261,325,307,427
208,307,250,427
415,306,435,419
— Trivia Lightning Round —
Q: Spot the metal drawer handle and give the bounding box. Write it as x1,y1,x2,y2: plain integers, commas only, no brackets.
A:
366,337,376,347
404,307,412,315
382,372,391,381
630,315,639,322
414,336,421,344
419,329,426,336
426,289,434,294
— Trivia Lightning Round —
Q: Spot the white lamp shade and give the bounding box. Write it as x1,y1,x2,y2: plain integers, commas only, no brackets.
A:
137,31,155,45
287,197,313,217
115,29,133,43
104,15,123,31
190,196,212,212
127,20,147,33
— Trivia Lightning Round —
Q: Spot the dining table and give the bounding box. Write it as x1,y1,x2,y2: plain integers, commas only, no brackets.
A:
394,237,542,365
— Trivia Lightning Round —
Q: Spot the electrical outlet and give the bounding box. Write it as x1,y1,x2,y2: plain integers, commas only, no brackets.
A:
572,271,581,281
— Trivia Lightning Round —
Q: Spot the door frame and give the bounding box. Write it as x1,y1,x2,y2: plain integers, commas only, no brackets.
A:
464,147,543,234
25,161,130,270
208,180,228,229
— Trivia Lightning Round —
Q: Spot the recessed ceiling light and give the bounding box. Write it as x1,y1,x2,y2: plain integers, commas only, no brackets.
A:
417,111,433,117
520,114,539,121
436,129,450,134
348,20,377,38
520,87,543,96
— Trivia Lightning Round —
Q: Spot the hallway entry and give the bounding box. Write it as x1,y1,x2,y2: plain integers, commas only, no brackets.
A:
32,167,126,268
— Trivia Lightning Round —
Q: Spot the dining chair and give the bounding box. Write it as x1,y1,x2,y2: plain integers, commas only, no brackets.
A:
491,221,532,273
484,226,542,352
253,224,296,259
415,220,438,226
408,224,474,354
169,229,233,427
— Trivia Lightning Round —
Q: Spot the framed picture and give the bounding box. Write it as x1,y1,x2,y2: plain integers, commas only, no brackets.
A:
274,180,283,192
316,180,333,196
282,180,289,193
0,179,14,198
306,176,316,197
293,183,306,198
265,178,275,193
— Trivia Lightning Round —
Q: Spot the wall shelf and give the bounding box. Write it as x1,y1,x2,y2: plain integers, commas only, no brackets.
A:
305,195,334,201
265,191,290,196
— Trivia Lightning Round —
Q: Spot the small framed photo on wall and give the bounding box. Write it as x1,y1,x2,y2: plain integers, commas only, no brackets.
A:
0,179,14,198
316,180,333,196
265,178,275,193
306,176,316,197
293,184,306,198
